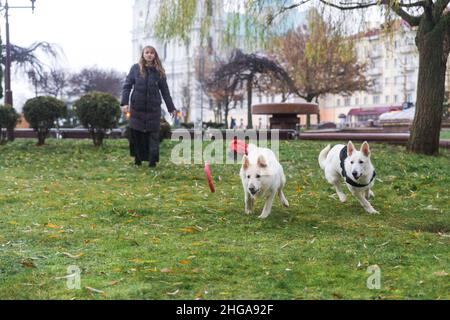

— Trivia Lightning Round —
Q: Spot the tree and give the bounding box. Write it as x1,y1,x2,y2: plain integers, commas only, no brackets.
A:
213,49,296,128
69,67,125,99
23,96,67,146
153,0,450,155
28,68,70,99
2,42,60,79
74,91,121,147
0,105,19,144
274,8,369,103
199,53,244,128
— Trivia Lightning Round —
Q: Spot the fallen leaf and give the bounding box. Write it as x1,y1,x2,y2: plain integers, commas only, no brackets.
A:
46,223,60,229
21,260,36,268
179,260,191,265
179,227,197,233
433,271,448,277
166,289,179,296
61,252,84,259
160,268,172,273
85,286,104,294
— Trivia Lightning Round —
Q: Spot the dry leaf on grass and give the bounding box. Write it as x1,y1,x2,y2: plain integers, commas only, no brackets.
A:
21,260,36,268
61,252,84,259
166,289,179,296
85,286,104,294
46,223,60,229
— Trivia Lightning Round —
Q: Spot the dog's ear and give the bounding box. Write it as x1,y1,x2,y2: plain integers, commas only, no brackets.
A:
361,141,371,157
347,141,355,156
242,155,249,170
257,155,267,168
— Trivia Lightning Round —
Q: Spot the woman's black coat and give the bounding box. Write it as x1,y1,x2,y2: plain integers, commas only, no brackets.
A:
121,64,176,132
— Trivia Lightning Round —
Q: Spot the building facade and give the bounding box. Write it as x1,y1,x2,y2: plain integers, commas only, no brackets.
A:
319,21,419,127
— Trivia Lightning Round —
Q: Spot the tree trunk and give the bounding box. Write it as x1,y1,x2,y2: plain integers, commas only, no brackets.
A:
37,130,46,146
247,76,253,129
407,24,447,155
224,100,229,129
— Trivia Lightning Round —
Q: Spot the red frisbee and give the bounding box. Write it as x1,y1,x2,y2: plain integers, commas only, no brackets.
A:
204,161,215,193
229,139,248,155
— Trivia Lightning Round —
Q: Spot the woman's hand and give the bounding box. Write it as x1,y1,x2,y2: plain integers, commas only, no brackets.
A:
121,105,129,114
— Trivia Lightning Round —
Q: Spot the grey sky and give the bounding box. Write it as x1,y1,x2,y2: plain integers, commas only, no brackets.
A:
2,0,135,109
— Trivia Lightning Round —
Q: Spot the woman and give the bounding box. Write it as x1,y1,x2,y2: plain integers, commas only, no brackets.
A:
121,46,177,167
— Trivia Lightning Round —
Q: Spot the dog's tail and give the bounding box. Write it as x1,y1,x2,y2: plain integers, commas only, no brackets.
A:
318,144,331,170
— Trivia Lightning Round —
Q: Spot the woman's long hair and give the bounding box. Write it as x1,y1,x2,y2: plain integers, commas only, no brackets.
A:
139,45,166,78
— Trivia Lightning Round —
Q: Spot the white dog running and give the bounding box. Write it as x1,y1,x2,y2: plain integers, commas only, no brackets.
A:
240,144,289,219
318,141,378,214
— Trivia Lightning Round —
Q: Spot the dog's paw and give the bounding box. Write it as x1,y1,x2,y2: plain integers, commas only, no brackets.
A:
282,199,289,207
366,208,379,214
338,194,347,203
258,213,269,219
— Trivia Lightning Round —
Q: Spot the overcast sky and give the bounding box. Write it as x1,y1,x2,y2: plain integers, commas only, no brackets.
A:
3,0,135,109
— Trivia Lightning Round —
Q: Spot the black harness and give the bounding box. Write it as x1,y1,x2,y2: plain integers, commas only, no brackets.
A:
339,146,376,188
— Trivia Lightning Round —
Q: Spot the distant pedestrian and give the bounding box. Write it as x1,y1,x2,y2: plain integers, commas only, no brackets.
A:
238,118,245,129
230,117,236,129
121,45,177,167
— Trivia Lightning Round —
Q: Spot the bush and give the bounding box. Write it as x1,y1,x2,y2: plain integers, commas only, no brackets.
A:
23,96,66,145
180,122,194,129
74,91,121,147
204,121,226,129
160,118,171,141
0,105,20,144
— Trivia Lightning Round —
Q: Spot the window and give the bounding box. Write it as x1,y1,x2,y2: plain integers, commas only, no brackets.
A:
337,99,341,107
344,97,350,106
394,94,399,103
364,96,368,105
373,95,380,104
355,97,359,106
385,95,390,103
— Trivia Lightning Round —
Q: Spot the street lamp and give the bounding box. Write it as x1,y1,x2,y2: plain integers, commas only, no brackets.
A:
1,0,36,107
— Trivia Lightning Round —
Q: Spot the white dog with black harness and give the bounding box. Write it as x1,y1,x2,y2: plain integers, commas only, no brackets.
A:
318,141,378,214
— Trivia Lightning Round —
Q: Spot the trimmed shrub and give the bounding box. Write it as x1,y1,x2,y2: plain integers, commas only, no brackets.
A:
0,105,20,144
74,91,120,146
23,96,66,146
160,118,172,141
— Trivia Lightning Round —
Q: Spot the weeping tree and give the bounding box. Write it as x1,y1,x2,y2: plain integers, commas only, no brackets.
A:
153,0,450,155
214,49,297,128
3,41,60,79
201,55,244,128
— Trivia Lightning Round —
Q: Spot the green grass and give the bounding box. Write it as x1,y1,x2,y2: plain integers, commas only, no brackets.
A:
440,130,450,140
0,138,449,300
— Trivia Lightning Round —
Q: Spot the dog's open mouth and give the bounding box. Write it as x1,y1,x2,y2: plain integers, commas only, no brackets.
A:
249,189,259,197
352,173,361,180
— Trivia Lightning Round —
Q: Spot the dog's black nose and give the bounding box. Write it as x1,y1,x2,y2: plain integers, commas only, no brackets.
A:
249,186,257,194
352,171,359,179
